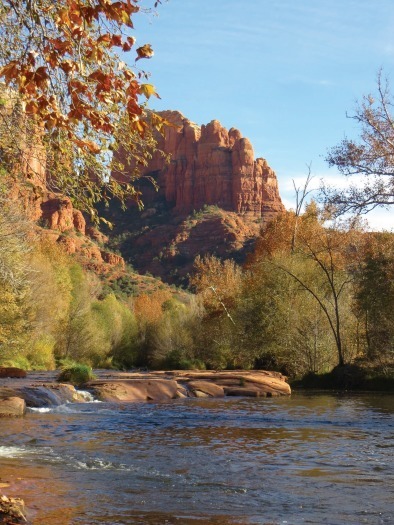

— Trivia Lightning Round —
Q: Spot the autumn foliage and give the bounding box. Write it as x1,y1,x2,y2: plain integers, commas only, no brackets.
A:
0,0,166,216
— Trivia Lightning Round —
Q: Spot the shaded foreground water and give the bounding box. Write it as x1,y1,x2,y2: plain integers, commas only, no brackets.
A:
0,393,393,525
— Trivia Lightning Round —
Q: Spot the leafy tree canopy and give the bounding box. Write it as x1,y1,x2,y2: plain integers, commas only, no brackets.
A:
0,0,166,219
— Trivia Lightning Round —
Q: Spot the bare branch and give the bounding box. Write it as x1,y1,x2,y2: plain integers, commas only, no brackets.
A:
323,71,394,216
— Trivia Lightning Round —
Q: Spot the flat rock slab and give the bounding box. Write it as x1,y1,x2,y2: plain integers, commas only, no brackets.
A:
178,372,291,396
85,371,291,402
87,379,179,402
0,370,291,405
187,381,225,398
133,371,290,396
0,397,26,418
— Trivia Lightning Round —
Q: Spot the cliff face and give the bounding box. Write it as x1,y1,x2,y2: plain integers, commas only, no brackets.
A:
116,110,284,224
105,111,286,283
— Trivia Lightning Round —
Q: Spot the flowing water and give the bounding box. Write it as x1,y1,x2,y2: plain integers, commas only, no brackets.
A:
0,392,393,525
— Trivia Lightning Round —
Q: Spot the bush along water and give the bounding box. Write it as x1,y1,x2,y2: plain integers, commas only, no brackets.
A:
57,363,95,386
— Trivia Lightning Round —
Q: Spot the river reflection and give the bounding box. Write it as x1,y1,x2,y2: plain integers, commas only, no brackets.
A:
0,392,393,525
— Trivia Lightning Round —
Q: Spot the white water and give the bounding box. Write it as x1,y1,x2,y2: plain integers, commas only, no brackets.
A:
0,445,28,457
27,407,53,413
75,389,101,403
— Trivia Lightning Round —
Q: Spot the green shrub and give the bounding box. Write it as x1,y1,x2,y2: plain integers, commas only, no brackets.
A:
161,350,206,371
57,363,95,386
0,356,30,370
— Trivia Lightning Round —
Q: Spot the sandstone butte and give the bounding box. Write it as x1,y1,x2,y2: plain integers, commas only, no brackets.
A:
107,110,285,281
115,110,284,225
15,105,284,235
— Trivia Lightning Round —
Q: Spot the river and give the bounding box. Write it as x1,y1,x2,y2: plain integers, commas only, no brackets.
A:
0,392,393,525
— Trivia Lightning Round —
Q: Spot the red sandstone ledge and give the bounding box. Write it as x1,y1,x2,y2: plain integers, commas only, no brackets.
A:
86,370,291,402
0,369,291,408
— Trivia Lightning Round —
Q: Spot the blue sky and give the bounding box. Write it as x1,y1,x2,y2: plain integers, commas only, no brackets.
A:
133,0,394,229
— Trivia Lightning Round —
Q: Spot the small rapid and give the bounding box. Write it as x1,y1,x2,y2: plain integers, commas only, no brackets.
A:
75,390,102,403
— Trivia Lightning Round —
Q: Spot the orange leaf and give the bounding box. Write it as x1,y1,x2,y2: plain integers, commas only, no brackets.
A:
50,38,72,54
111,34,123,47
74,139,101,154
97,33,112,45
123,36,136,52
0,61,19,83
25,101,39,115
136,44,154,61
123,69,135,80
34,66,50,89
56,8,70,26
60,60,75,74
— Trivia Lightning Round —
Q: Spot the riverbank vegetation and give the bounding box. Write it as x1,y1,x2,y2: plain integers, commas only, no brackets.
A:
0,185,392,389
0,2,392,389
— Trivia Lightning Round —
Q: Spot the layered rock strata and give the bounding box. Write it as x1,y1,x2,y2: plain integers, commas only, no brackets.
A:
86,370,291,402
115,110,284,224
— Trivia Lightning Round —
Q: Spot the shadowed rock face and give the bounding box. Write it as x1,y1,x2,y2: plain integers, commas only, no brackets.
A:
115,110,284,225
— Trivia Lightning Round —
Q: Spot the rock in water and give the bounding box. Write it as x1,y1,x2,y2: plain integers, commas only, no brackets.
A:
0,368,26,379
0,397,26,418
0,495,27,524
85,370,291,402
187,381,225,398
87,379,179,402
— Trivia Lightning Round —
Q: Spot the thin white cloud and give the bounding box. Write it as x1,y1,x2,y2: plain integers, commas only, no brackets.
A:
279,172,394,231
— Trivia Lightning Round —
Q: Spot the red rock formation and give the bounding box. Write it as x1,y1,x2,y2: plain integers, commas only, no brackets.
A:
125,207,259,282
86,370,291,401
41,196,75,232
72,209,86,234
115,110,284,224
100,250,125,268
